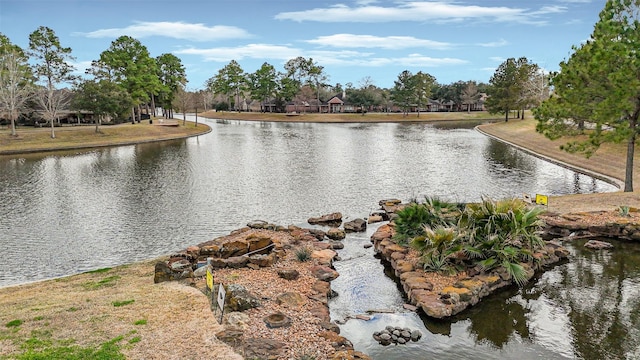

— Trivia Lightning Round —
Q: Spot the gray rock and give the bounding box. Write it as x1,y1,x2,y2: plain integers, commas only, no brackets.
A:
225,284,261,311
263,311,292,328
277,268,300,280
330,241,345,250
410,330,422,341
585,239,614,250
193,265,209,277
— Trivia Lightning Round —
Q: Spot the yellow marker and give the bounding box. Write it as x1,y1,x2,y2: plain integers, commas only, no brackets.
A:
535,194,548,206
206,268,213,290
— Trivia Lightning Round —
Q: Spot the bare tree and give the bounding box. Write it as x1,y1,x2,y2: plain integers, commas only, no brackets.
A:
460,81,480,113
0,49,33,136
28,26,76,138
173,87,194,125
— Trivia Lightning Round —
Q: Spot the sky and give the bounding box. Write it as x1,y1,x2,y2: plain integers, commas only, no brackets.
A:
0,0,606,90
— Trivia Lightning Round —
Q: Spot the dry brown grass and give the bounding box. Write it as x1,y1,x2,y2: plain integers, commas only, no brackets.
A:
0,259,242,359
478,118,640,214
0,119,210,155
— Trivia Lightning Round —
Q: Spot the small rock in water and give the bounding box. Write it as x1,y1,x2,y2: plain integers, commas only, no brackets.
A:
410,330,422,342
584,239,614,250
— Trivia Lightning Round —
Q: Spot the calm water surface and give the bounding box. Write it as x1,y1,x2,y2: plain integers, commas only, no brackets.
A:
1,117,636,359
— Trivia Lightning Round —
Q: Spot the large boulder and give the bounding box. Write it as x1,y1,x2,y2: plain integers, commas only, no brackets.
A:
308,212,343,226
220,239,249,258
327,227,346,240
344,218,367,232
312,249,338,266
311,265,340,282
242,338,285,359
275,292,307,308
153,261,193,283
277,268,300,280
225,284,261,311
247,234,274,254
248,253,276,267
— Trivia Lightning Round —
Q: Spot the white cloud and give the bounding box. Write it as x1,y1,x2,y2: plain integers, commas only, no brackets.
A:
531,5,567,15
275,1,560,25
477,39,509,48
175,43,467,69
78,21,251,41
489,56,506,62
306,34,453,50
175,44,301,62
302,51,467,67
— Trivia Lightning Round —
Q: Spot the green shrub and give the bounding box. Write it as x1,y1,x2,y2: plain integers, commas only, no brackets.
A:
619,205,630,217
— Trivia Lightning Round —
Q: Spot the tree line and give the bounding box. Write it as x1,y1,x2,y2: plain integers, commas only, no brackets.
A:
0,27,187,138
0,26,550,138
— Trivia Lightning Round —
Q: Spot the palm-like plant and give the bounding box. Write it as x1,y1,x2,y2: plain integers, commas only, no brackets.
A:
460,197,545,285
411,226,464,275
393,197,461,244
393,196,545,287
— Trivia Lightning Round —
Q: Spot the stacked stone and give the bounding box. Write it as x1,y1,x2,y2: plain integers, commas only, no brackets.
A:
372,326,422,345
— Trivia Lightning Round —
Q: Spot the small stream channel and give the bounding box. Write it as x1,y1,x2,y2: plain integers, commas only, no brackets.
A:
329,222,640,359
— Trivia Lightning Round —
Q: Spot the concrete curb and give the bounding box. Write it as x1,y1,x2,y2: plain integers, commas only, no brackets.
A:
475,125,624,191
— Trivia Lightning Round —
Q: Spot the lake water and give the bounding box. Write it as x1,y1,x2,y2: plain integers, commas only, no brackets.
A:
1,117,636,359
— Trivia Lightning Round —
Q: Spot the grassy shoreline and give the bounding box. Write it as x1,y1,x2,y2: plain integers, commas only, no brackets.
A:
0,119,210,155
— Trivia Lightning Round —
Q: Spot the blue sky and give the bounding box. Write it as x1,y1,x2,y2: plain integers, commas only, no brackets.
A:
0,0,605,90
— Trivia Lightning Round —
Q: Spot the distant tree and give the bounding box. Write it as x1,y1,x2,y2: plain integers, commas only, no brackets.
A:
206,60,245,111
0,34,33,136
173,86,193,125
391,70,414,116
90,36,160,123
514,59,541,119
461,81,481,113
28,26,76,138
156,53,187,118
413,71,436,117
284,57,310,112
535,0,640,192
294,85,315,114
247,62,277,112
433,81,465,111
273,74,298,112
72,79,131,132
486,57,538,121
347,76,378,115
307,59,329,112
